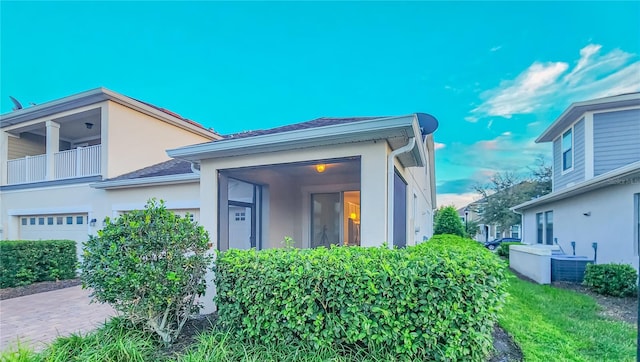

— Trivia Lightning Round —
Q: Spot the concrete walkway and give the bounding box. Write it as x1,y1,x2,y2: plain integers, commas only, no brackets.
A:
0,286,116,352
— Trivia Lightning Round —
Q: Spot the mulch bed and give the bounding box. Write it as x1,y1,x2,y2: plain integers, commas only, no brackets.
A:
0,278,82,300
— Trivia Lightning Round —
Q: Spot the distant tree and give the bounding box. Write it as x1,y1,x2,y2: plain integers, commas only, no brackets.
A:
528,154,552,197
434,206,465,237
473,156,552,233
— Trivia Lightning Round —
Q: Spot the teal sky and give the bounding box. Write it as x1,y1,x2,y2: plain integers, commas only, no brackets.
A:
2,1,639,207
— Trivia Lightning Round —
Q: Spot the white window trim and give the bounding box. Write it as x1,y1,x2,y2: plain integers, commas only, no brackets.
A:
560,126,574,175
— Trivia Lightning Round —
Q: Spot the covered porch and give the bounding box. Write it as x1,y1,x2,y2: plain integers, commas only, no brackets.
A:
218,157,363,250
2,107,103,185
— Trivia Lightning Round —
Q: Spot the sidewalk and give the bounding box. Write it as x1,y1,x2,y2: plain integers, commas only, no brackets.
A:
0,286,115,352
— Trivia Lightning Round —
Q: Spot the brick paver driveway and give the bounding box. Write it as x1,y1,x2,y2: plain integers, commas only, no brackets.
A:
0,286,116,352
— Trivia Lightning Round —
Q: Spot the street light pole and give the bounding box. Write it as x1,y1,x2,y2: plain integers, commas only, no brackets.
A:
464,208,469,236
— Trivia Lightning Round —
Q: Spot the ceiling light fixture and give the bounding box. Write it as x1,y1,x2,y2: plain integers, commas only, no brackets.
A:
85,122,94,130
315,164,326,173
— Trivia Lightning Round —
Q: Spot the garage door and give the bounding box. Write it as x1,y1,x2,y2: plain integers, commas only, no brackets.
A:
19,214,90,261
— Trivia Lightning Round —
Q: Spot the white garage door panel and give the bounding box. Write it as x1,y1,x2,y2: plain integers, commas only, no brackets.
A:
19,214,90,261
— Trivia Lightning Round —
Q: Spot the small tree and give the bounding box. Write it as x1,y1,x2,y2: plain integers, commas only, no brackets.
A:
434,206,465,237
465,219,480,239
81,199,212,345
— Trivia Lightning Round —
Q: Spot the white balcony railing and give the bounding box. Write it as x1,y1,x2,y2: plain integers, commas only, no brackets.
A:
7,154,46,184
7,144,101,185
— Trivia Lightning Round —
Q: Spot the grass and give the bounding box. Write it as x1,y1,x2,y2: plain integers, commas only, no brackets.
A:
499,270,637,361
177,331,400,362
0,321,400,362
1,318,156,362
3,269,638,362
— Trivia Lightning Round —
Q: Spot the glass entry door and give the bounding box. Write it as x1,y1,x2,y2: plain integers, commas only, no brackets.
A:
310,191,360,248
311,193,341,248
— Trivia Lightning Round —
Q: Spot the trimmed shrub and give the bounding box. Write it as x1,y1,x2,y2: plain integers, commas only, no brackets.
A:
497,242,522,258
434,206,465,237
81,199,212,345
0,239,77,288
214,234,506,361
583,263,637,297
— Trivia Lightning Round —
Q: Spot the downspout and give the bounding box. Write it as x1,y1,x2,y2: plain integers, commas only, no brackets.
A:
386,137,416,247
513,209,523,243
190,162,201,175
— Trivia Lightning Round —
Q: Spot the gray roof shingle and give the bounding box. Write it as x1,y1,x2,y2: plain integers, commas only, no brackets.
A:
108,116,387,181
223,116,384,140
108,159,195,181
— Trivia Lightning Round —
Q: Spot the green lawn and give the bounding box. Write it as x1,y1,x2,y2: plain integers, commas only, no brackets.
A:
499,271,637,361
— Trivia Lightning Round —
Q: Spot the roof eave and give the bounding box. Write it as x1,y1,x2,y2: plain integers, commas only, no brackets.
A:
167,115,421,162
511,161,640,211
91,173,199,190
1,87,221,140
536,93,640,143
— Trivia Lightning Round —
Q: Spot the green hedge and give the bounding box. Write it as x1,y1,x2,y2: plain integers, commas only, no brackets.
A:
497,242,522,258
214,234,506,361
0,240,77,288
583,263,637,297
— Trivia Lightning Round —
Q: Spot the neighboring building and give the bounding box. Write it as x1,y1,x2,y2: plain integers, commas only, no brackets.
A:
512,93,640,268
1,88,440,313
0,88,219,259
458,200,520,242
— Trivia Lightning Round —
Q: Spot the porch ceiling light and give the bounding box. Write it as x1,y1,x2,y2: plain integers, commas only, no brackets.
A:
85,122,94,130
315,164,326,173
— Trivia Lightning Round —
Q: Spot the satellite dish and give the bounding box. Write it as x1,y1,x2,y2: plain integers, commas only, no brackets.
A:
9,96,23,111
416,113,438,136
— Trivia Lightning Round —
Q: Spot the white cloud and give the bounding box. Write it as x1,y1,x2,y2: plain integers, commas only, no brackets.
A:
441,133,548,177
469,44,640,120
490,45,503,52
437,192,480,209
465,115,479,123
434,142,446,150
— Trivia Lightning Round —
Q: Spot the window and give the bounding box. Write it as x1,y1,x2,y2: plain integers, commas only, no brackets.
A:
47,217,54,225
30,217,36,225
66,216,73,225
536,213,543,244
536,211,554,244
511,225,520,239
38,217,44,225
57,217,63,225
235,212,245,221
545,211,554,245
562,129,572,171
76,216,84,224
21,218,27,226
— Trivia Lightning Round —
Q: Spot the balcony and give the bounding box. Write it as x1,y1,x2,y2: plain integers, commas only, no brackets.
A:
7,144,101,185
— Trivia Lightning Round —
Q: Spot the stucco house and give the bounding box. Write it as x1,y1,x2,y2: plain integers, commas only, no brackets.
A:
512,92,640,269
458,201,521,243
1,88,439,312
0,88,219,258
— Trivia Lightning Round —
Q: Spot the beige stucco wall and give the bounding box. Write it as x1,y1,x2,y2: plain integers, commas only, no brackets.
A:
0,181,200,241
105,101,212,179
198,140,390,255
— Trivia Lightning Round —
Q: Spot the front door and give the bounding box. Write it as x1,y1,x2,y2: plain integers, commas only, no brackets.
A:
310,191,360,248
227,178,260,250
311,193,341,248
